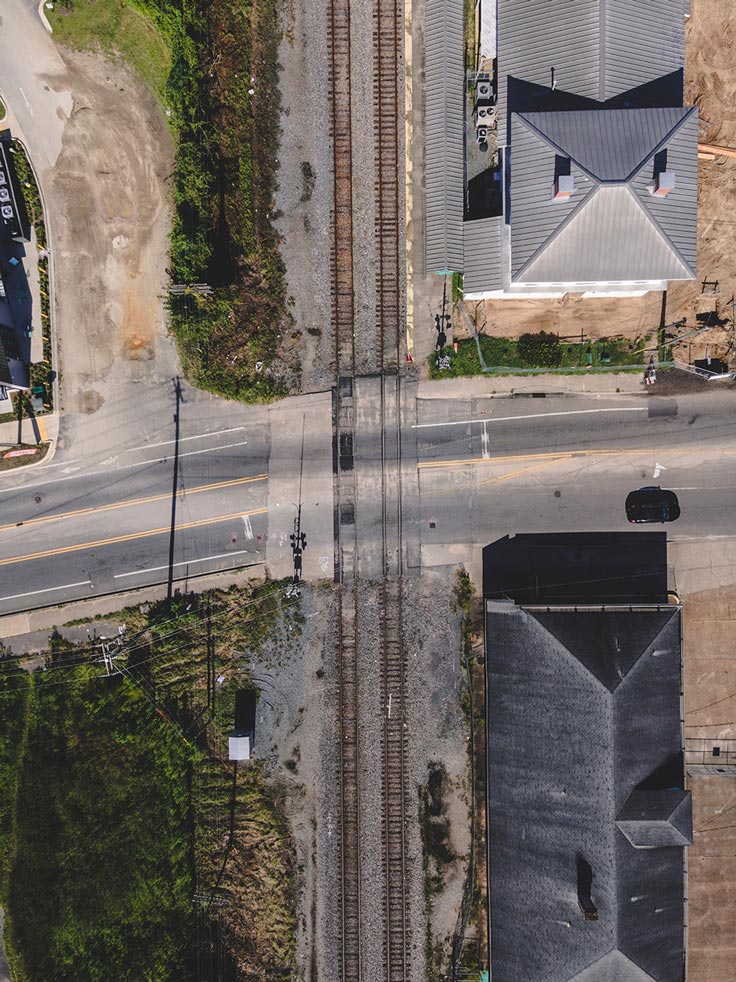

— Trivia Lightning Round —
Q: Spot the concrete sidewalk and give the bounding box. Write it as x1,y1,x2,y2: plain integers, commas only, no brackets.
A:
0,410,57,450
418,370,650,401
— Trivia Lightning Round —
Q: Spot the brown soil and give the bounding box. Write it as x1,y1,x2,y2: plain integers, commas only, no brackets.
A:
48,49,175,409
471,0,736,368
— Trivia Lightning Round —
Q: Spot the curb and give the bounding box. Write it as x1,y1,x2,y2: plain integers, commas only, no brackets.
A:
37,0,53,34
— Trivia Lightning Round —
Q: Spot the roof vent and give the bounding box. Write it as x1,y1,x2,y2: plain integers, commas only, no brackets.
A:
554,174,574,200
652,171,676,197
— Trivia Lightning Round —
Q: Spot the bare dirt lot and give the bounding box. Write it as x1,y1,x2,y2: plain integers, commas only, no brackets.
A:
464,0,736,370
49,49,178,425
670,541,736,982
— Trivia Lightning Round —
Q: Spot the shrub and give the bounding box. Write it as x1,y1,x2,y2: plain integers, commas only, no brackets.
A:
517,331,563,367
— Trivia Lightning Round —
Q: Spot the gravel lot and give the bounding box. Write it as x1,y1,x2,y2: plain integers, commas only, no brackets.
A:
275,0,334,393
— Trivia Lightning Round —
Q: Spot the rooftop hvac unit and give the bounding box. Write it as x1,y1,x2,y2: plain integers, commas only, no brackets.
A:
476,105,498,127
0,189,9,202
0,171,7,184
476,126,488,144
1,206,13,219
476,80,492,101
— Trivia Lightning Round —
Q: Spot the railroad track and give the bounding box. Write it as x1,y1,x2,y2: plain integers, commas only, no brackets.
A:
329,0,408,977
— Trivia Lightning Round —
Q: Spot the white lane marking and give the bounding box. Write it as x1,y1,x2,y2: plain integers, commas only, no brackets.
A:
61,465,81,475
114,549,262,579
124,426,247,453
0,441,253,494
19,87,34,116
412,407,647,429
481,421,490,460
653,462,667,479
147,440,250,465
0,579,91,603
41,458,82,470
242,515,254,539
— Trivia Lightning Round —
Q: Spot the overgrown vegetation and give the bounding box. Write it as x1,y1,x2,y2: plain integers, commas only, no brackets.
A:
430,332,657,378
0,582,299,980
420,762,455,979
50,0,293,403
452,567,488,978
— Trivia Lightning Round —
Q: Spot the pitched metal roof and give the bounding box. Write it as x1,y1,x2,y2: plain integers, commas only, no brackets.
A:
463,217,503,294
486,604,689,982
521,108,692,182
497,0,687,138
424,0,464,273
509,108,697,284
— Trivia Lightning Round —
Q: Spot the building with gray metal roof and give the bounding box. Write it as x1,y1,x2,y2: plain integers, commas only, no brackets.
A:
425,0,698,296
484,535,691,982
424,0,465,274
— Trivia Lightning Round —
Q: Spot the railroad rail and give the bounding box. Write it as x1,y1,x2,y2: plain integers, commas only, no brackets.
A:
329,0,408,978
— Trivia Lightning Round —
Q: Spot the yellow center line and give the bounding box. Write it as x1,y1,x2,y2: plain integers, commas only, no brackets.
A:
477,455,574,487
0,507,268,568
417,447,721,469
0,474,268,535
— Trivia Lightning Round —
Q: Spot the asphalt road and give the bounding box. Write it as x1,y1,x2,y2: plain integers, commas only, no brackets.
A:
0,417,271,614
415,389,736,553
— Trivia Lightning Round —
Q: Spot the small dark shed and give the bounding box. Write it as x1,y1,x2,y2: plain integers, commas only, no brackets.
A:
229,689,256,761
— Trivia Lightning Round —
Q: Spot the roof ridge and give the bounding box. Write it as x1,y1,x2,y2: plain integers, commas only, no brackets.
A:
623,105,697,183
513,185,602,282
624,184,694,279
571,948,659,981
526,606,612,691
516,112,604,184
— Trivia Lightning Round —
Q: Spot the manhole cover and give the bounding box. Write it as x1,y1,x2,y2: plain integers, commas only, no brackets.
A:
34,495,42,504
553,490,562,498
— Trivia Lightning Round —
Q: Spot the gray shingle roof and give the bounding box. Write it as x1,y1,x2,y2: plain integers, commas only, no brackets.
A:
486,605,688,982
497,0,687,138
463,217,503,294
509,108,697,284
616,789,693,848
424,0,464,273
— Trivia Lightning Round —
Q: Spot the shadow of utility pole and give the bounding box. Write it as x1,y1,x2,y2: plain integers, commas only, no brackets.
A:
167,376,182,603
15,394,40,446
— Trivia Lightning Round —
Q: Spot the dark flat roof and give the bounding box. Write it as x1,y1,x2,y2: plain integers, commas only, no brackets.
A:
234,689,256,734
483,532,668,604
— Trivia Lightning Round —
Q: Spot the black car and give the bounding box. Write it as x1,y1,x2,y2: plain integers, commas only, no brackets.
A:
625,486,681,524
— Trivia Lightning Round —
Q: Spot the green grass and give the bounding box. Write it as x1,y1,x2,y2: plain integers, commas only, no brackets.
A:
48,0,172,103
430,335,657,379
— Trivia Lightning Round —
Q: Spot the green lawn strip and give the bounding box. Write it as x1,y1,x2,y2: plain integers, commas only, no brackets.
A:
0,442,50,471
430,334,658,379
